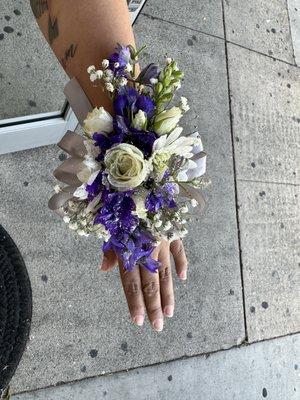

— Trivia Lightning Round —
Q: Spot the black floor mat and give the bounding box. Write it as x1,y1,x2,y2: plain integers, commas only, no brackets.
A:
0,225,32,395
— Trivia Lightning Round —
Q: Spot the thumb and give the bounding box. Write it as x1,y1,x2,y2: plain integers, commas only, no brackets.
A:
100,249,118,272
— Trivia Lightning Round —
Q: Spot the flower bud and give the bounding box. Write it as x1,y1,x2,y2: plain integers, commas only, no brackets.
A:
132,110,147,130
153,107,182,136
102,59,109,69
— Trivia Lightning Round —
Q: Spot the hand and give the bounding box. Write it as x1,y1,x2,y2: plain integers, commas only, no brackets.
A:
100,239,188,331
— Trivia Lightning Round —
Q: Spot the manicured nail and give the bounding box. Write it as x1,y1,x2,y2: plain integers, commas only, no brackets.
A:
133,315,144,326
153,318,164,332
179,271,187,280
100,257,108,270
164,306,174,318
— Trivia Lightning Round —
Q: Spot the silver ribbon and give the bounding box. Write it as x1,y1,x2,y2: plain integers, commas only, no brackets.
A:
48,78,92,214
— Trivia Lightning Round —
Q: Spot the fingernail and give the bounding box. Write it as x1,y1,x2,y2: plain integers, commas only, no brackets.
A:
164,306,174,318
179,271,187,280
153,318,164,332
133,315,144,326
100,257,109,271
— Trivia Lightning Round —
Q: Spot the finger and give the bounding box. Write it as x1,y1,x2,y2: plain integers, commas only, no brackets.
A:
100,249,118,272
158,241,174,318
140,245,164,332
119,262,145,327
170,239,188,280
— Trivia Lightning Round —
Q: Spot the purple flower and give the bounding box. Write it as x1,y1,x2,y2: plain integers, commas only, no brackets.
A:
102,226,160,272
95,190,138,236
94,188,160,272
125,128,157,158
109,44,131,75
93,131,123,160
137,63,160,85
145,183,178,212
112,115,157,158
114,88,155,118
86,171,103,200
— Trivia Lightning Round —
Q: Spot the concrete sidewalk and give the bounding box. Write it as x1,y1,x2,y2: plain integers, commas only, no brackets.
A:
0,0,299,398
12,335,300,400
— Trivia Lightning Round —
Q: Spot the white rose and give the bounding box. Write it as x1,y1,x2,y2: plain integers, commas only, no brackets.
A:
83,107,113,137
104,144,150,190
153,107,182,135
132,110,147,130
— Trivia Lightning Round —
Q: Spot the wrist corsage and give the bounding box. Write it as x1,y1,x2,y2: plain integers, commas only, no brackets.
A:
49,44,209,273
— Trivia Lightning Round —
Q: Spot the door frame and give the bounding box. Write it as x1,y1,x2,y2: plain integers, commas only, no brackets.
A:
0,104,78,155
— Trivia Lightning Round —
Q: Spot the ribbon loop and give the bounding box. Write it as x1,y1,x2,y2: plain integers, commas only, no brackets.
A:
64,78,93,125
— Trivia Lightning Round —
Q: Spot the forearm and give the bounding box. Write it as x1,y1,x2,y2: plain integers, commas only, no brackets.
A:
29,0,135,110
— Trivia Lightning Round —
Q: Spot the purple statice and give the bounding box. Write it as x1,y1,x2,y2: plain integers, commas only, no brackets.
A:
145,183,178,213
109,44,131,75
95,190,138,236
86,171,103,200
103,226,160,273
95,189,159,272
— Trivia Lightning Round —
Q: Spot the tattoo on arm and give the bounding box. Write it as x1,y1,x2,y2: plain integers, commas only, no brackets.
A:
48,15,59,44
30,0,48,19
61,44,78,68
30,0,59,45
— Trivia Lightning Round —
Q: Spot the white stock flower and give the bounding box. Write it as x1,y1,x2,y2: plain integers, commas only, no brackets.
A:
152,127,203,180
153,107,182,136
104,143,151,190
132,110,147,130
153,127,199,159
83,107,113,137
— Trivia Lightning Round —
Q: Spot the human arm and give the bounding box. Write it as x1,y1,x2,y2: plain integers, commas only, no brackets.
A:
30,0,189,331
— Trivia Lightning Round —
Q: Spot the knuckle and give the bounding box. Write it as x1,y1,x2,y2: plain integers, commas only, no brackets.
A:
172,240,184,256
159,266,171,282
142,281,159,297
148,305,163,319
125,281,141,297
